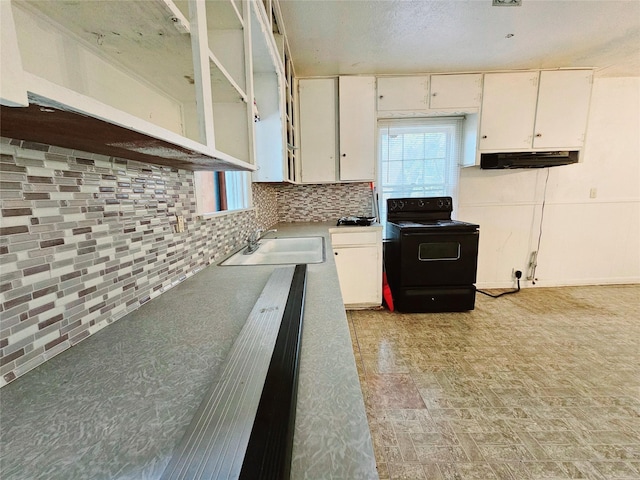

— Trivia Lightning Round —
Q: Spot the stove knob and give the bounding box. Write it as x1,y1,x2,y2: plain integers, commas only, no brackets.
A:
390,200,397,210
444,198,451,208
398,200,405,209
418,199,425,208
437,199,444,208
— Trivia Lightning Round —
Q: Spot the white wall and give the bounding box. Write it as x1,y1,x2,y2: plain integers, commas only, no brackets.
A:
458,77,640,288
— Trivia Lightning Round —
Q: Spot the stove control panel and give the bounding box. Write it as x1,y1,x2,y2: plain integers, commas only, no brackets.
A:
387,196,452,213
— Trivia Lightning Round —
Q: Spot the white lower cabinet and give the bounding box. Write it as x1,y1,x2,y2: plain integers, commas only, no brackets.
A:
330,227,382,308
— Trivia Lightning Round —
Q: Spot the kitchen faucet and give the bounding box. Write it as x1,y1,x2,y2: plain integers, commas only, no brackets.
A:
246,229,262,253
245,228,277,254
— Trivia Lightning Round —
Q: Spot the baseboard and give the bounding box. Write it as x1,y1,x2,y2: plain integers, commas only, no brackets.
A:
476,277,640,289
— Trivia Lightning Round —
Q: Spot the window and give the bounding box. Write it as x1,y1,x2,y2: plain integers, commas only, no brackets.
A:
223,171,250,210
378,117,463,228
194,170,250,215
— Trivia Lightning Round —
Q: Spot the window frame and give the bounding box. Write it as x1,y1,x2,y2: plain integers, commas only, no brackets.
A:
377,116,464,231
194,170,252,217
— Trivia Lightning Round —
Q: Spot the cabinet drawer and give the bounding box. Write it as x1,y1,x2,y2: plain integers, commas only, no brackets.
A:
331,231,379,246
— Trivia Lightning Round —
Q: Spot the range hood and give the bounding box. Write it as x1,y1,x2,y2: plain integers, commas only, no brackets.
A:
480,151,579,169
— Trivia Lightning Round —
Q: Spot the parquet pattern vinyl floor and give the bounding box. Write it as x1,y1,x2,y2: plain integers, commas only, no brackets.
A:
348,285,640,480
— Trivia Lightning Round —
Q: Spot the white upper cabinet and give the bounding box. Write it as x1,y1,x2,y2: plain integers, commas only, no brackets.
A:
0,1,28,107
298,78,338,183
533,70,593,149
284,57,298,182
185,0,251,162
13,0,196,135
338,76,376,181
429,74,483,110
250,0,284,182
298,76,375,183
250,0,299,183
377,76,429,111
2,0,261,171
478,71,539,151
479,70,593,152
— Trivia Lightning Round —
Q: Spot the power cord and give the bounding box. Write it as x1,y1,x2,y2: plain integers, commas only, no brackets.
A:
477,270,522,298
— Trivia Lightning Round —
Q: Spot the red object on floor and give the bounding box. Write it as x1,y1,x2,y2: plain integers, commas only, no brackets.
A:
382,272,394,311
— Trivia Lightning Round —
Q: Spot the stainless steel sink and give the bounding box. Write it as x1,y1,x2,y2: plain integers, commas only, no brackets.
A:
220,237,325,266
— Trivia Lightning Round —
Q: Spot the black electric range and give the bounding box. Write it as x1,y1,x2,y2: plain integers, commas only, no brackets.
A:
385,196,479,312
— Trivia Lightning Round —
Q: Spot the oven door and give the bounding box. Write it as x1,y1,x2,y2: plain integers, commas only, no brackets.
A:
398,230,479,287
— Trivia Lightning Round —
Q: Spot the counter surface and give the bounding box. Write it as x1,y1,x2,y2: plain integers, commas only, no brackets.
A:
0,222,378,480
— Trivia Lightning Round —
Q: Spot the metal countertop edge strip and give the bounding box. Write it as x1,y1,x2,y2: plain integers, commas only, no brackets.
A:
239,263,307,479
160,266,297,480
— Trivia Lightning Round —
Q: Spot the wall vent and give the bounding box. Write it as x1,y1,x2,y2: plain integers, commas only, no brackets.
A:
492,0,522,5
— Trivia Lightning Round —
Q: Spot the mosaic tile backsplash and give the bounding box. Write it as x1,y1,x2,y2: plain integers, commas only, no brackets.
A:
0,138,279,386
0,138,369,386
277,182,373,223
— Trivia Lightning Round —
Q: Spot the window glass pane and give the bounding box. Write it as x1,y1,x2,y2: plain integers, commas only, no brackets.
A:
225,171,249,210
194,170,250,215
378,118,462,234
403,133,424,159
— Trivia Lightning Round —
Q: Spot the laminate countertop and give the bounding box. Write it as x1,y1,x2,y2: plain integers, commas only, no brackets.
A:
0,222,379,480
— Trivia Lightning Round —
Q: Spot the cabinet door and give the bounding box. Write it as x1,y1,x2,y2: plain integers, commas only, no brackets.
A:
0,1,28,107
333,246,381,306
339,76,376,181
252,73,285,182
299,78,337,183
479,71,539,151
377,76,429,111
429,74,482,109
533,70,593,149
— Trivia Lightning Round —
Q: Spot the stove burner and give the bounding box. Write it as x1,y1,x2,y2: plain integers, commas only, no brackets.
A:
392,219,479,231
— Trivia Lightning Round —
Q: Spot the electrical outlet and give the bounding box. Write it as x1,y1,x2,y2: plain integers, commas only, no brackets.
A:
175,215,185,233
589,187,597,199
512,268,523,280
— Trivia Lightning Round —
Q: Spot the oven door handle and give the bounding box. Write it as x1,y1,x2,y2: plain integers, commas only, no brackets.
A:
401,231,477,237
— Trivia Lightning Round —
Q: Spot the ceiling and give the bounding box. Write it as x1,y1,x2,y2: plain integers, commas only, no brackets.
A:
277,0,640,78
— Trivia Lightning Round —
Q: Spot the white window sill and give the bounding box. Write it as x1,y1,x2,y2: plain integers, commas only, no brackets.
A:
197,206,255,221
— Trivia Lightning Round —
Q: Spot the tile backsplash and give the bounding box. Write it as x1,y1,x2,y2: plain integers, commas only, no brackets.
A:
0,138,370,386
0,138,277,386
276,182,373,222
